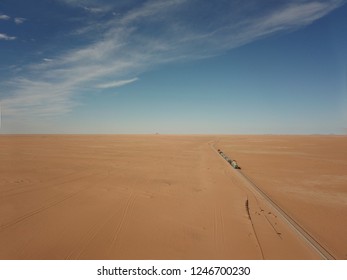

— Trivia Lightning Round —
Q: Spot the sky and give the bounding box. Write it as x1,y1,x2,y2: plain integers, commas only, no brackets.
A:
0,0,346,134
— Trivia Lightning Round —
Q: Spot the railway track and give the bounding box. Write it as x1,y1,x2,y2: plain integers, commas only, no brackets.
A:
210,142,335,260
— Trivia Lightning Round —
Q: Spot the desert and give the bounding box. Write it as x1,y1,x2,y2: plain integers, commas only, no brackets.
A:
0,135,346,259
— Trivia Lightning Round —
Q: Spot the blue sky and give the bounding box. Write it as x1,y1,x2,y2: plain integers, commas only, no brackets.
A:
0,0,346,134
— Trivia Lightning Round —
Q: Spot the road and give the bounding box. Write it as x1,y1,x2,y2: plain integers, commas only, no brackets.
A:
210,141,335,260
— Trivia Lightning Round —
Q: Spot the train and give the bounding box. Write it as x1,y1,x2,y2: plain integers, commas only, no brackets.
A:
231,160,239,169
217,149,240,169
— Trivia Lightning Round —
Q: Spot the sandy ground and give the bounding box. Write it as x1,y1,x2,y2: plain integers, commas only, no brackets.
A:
217,135,347,259
0,135,344,259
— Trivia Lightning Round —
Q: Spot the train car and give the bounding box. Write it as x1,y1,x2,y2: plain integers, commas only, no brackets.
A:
231,160,239,169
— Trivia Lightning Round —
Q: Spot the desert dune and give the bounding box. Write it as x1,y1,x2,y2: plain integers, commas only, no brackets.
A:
0,135,345,259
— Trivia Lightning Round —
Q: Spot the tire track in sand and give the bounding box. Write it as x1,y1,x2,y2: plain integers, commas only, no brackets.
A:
66,191,137,259
210,141,335,260
0,171,108,232
65,206,123,259
213,207,226,255
237,170,335,260
109,191,136,253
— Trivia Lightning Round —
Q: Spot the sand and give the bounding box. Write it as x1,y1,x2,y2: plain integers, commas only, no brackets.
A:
0,135,345,259
217,135,347,259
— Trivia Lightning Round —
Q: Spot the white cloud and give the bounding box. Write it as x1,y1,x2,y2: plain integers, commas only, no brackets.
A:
257,1,343,31
96,77,138,89
120,0,187,24
14,17,26,24
1,0,346,119
0,33,16,40
2,78,78,117
59,0,102,4
0,14,10,20
83,6,106,13
58,0,115,14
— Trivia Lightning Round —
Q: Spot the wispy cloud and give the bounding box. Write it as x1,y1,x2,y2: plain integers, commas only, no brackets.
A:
97,77,138,89
14,17,26,24
58,0,116,14
1,0,346,119
120,0,187,24
256,1,344,32
0,33,16,40
83,6,108,14
2,78,78,117
0,14,10,20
